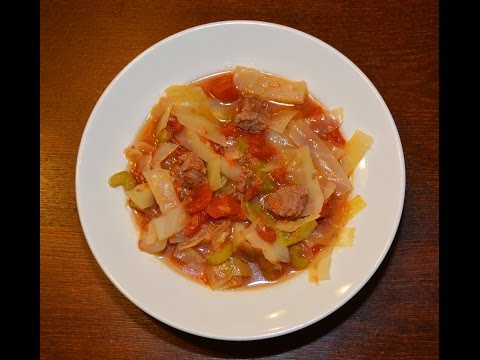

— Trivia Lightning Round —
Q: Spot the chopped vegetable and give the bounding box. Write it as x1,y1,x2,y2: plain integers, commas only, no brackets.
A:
270,109,299,133
155,128,173,143
276,220,317,247
165,84,212,115
113,68,373,290
139,220,166,254
174,105,227,147
329,195,366,227
155,104,172,136
152,205,189,242
324,141,345,160
206,194,243,219
204,72,240,103
266,129,295,149
233,67,307,104
243,224,290,264
335,227,355,247
255,223,276,243
184,183,213,215
175,128,242,181
235,136,249,154
289,244,312,270
108,171,137,191
166,117,184,134
143,168,180,214
125,183,156,210
173,247,206,277
339,130,374,176
259,176,277,194
183,211,209,237
177,219,230,251
311,195,366,245
207,157,223,191
206,242,234,265
249,142,278,162
205,257,251,290
244,201,276,227
309,246,334,283
283,145,324,216
232,222,247,248
287,119,352,195
151,142,178,168
274,212,320,232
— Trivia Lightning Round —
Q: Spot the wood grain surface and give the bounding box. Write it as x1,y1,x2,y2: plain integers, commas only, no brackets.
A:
40,0,439,358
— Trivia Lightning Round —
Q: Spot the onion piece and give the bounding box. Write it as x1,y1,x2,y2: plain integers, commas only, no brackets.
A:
177,219,231,251
266,129,295,149
269,109,299,133
151,205,189,242
151,143,178,169
304,107,343,137
287,119,352,195
143,168,180,214
139,220,167,254
317,174,336,200
173,247,206,277
324,141,345,160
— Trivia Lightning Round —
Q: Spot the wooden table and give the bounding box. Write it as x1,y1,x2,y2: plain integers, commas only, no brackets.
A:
40,1,438,358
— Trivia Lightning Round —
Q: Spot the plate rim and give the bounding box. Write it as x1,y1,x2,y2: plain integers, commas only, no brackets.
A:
75,20,406,341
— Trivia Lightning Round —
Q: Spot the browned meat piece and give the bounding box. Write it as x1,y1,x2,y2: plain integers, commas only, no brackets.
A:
235,168,253,193
265,185,308,220
177,152,207,189
234,96,270,132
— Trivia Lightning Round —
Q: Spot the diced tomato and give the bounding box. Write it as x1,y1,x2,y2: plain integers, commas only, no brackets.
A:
244,184,261,201
249,143,278,162
220,124,241,138
311,244,324,255
302,100,326,120
209,140,225,155
235,206,247,221
221,124,266,146
326,127,346,146
206,194,242,219
205,72,240,103
270,167,287,185
255,223,276,243
319,196,333,218
184,183,213,214
166,116,184,134
183,211,209,237
241,130,265,146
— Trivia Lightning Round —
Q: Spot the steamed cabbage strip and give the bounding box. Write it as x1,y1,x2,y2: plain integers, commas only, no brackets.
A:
287,119,352,195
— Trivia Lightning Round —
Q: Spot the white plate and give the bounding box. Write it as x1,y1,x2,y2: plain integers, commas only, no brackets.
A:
76,21,405,341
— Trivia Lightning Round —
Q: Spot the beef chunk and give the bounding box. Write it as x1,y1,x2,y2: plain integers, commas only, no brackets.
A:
265,185,308,220
234,96,270,132
177,152,207,189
